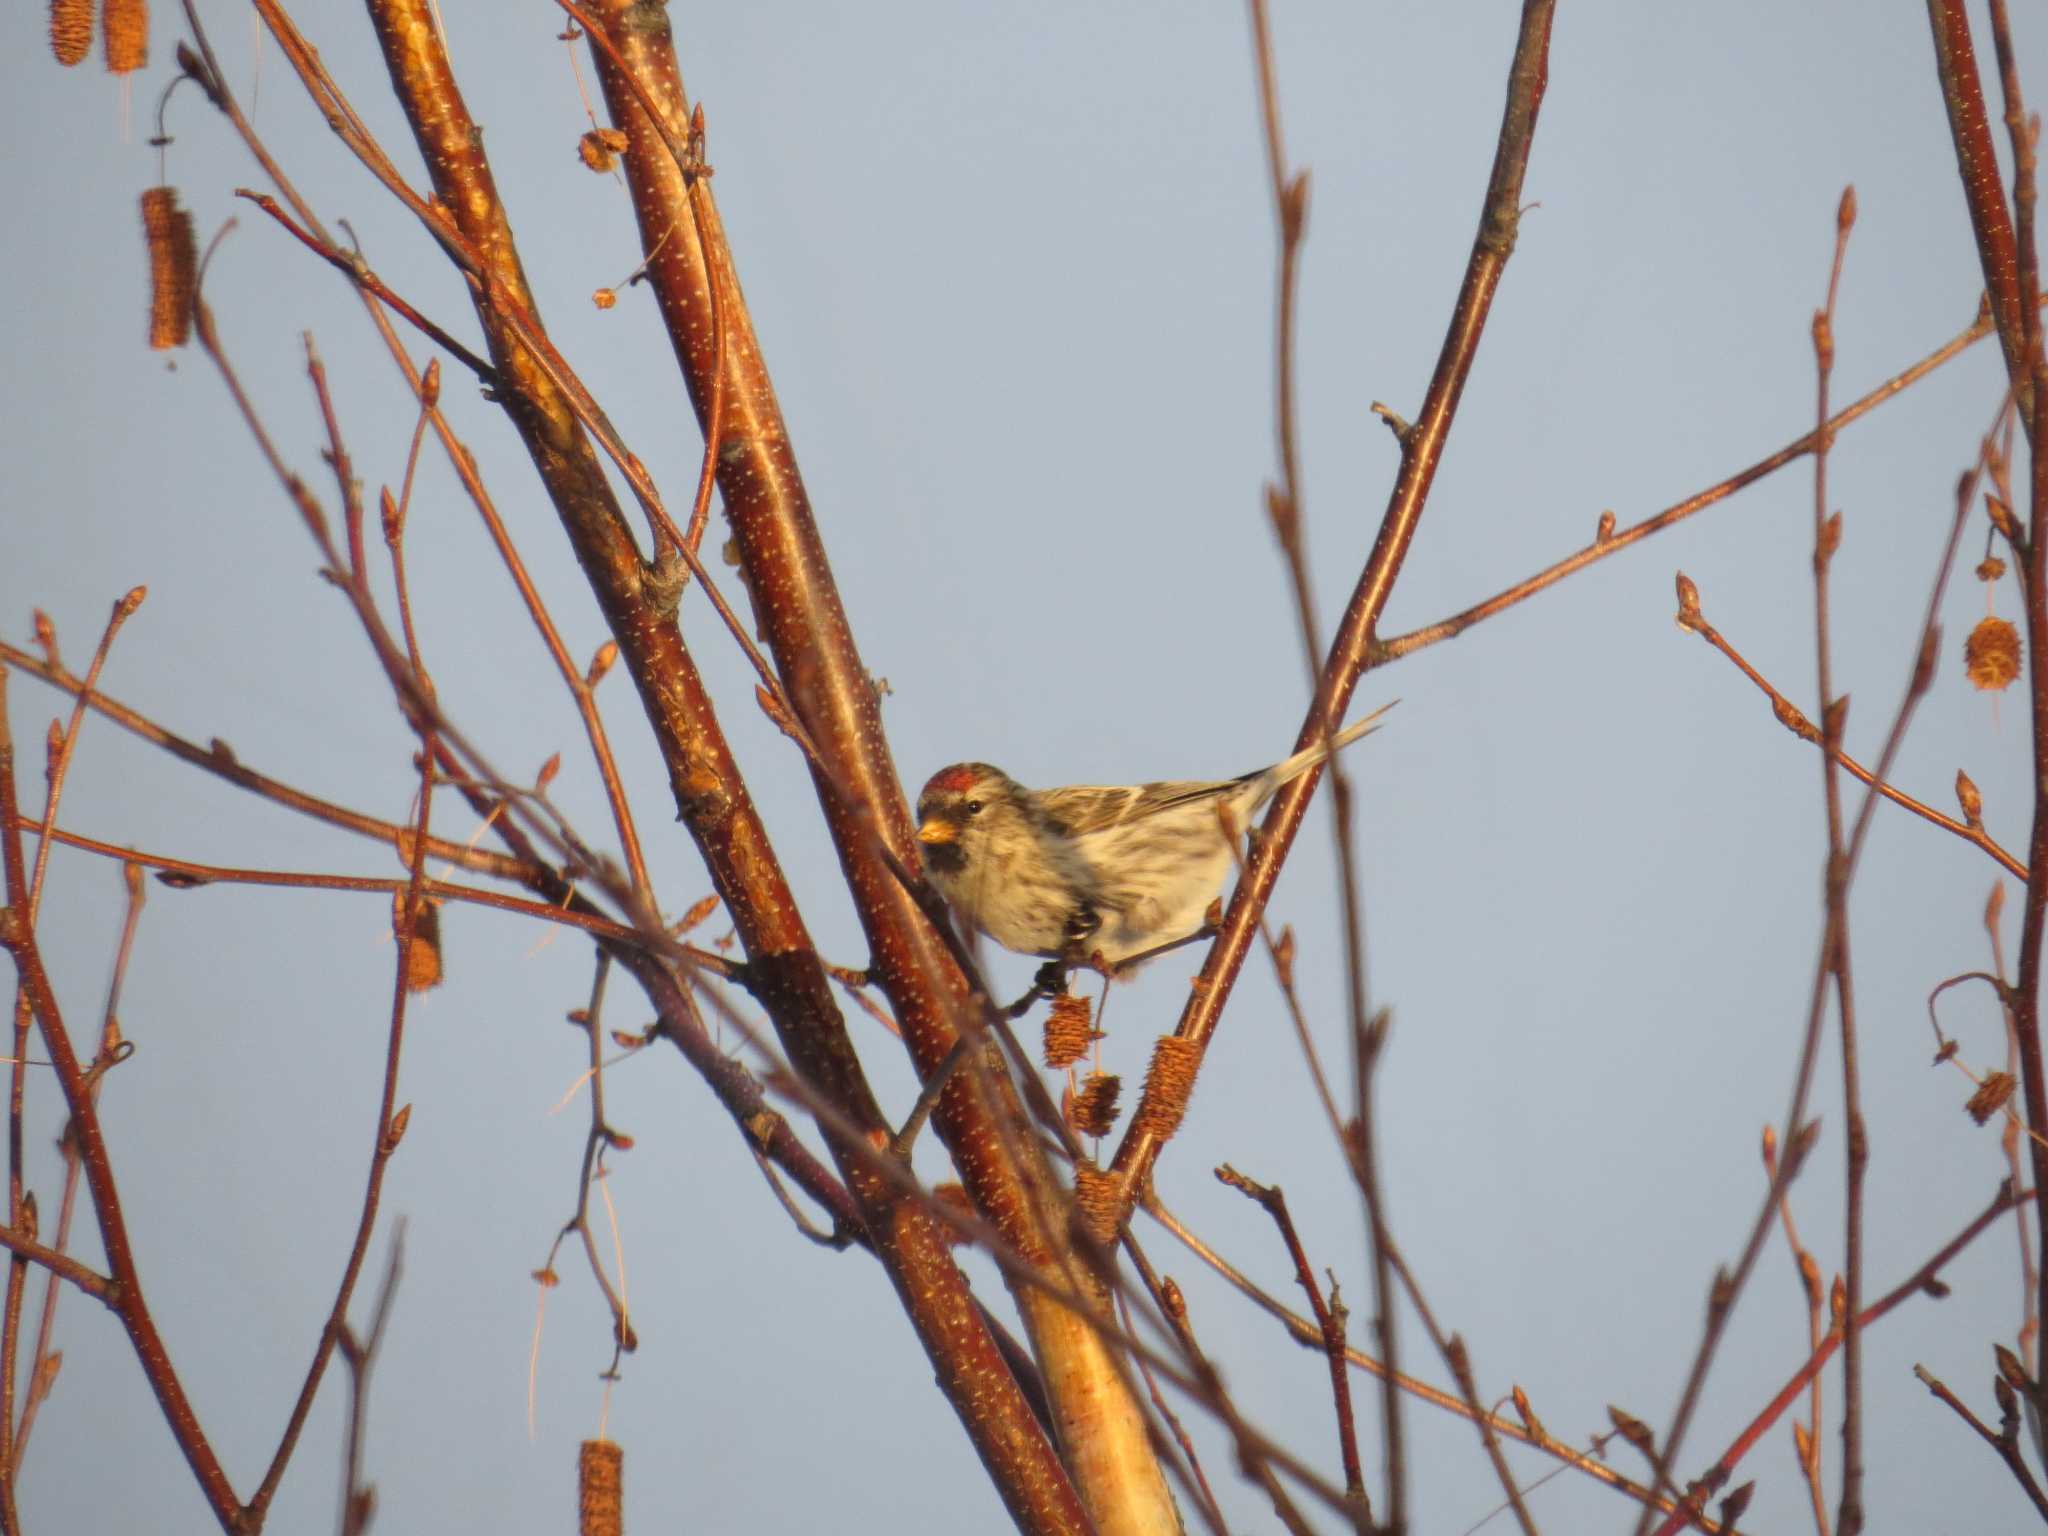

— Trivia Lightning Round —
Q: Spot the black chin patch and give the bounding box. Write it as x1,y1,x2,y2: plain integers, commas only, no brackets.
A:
924,841,966,876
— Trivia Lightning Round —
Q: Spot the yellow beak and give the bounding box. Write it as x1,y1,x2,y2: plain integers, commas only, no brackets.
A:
916,818,956,846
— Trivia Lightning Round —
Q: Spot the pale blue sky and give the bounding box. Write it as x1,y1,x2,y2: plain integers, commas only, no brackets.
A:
4,3,2043,1532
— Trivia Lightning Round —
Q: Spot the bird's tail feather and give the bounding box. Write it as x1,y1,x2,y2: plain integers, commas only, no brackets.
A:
1268,699,1400,786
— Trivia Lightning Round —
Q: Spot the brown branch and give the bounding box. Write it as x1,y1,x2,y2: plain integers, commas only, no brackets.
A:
14,856,145,1469
1761,1126,1830,1536
311,6,1091,1526
1913,1362,2048,1522
335,1224,404,1536
572,9,1157,1530
0,643,542,886
1925,0,2036,421
233,188,497,385
2,586,141,1518
1216,1166,1369,1526
1647,382,1986,1534
1987,884,2042,1382
1109,0,1556,1223
1118,1229,1318,1536
539,953,637,1368
1674,581,2024,881
1380,1239,1538,1536
0,1224,111,1307
1960,0,2048,1452
1806,187,1867,1536
244,635,435,1525
1378,309,2003,663
1143,1195,1730,1531
1651,1180,2029,1536
0,673,241,1527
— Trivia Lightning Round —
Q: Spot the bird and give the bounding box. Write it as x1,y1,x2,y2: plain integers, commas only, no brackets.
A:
915,701,1396,968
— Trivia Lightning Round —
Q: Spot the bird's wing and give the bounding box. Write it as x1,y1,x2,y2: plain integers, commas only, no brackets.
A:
1035,779,1238,836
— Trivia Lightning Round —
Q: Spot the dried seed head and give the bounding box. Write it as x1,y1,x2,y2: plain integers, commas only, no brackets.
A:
1132,1035,1200,1143
1067,1071,1122,1138
1978,555,2008,583
1042,991,1098,1068
50,0,92,65
1956,769,1984,828
578,1439,623,1536
1967,1070,2018,1125
577,130,618,173
1069,1162,1122,1245
1965,615,2023,692
140,186,197,350
397,895,443,992
102,0,146,74
591,288,618,311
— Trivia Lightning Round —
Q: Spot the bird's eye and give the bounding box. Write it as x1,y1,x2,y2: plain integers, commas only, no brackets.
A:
965,799,983,816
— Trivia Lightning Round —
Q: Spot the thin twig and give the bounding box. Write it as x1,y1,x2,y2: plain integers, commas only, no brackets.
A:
1805,188,1866,1536
0,672,240,1525
14,858,147,1468
1143,1194,1721,1530
1914,1361,2048,1522
1217,1165,1370,1526
336,1223,405,1536
1761,1126,1830,1536
1651,1180,2030,1536
1377,309,2005,663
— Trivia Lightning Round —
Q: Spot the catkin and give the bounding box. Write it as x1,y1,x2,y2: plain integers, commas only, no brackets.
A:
578,1440,622,1536
102,0,146,74
140,186,196,350
50,0,93,66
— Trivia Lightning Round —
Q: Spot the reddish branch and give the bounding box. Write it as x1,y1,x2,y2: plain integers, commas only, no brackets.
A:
1110,0,1556,1212
340,3,1090,1528
0,677,241,1527
1925,1,2035,418
1216,1166,1368,1525
1807,191,1866,1536
572,8,1173,1532
1650,1181,2029,1536
1924,0,2048,1408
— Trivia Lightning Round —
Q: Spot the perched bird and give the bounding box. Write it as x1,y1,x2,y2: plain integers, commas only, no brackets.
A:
915,702,1396,967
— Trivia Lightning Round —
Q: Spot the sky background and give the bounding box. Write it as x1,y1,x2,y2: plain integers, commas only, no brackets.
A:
4,3,2045,1532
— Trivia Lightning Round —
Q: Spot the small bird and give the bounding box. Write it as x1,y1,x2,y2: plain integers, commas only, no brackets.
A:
915,702,1396,968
